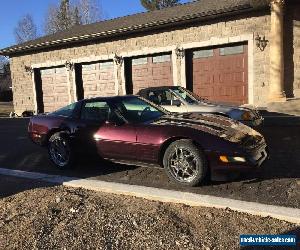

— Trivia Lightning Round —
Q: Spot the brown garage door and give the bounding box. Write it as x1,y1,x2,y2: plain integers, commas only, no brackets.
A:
81,61,115,99
40,67,69,112
190,44,248,105
130,53,173,94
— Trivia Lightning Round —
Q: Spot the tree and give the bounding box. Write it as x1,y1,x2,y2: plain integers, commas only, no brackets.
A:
140,0,180,11
57,0,73,30
14,14,37,44
0,56,9,75
44,0,103,35
77,0,103,25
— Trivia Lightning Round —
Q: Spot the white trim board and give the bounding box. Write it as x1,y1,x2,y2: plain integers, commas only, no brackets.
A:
0,167,299,225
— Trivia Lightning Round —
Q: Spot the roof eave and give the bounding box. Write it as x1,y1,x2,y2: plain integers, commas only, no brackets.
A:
0,3,267,56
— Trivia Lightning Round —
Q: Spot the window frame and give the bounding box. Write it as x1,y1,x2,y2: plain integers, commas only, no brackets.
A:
80,100,112,123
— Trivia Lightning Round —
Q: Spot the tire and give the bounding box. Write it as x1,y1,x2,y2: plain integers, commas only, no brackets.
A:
48,132,74,169
163,139,208,186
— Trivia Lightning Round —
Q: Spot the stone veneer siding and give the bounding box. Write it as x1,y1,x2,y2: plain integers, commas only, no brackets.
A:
293,5,300,97
10,13,272,115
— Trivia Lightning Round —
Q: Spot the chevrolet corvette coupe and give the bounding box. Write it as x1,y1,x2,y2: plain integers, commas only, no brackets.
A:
137,86,263,127
28,96,268,186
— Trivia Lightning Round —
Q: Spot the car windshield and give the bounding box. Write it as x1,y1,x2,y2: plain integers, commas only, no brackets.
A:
113,97,167,123
173,87,200,105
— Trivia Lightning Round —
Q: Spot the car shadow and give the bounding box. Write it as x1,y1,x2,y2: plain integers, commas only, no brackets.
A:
0,174,58,199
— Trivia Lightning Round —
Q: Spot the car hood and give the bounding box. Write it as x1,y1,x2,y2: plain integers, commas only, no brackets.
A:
187,100,253,114
152,113,262,143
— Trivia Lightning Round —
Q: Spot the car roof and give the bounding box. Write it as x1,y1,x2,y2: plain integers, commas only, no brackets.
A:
139,86,180,91
78,95,139,103
137,86,181,95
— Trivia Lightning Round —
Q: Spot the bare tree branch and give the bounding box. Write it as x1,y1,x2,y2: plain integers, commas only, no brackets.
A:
76,0,103,25
44,0,103,35
140,0,180,11
14,14,37,44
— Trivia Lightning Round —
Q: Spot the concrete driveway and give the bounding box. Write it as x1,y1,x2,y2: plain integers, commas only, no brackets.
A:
0,117,299,208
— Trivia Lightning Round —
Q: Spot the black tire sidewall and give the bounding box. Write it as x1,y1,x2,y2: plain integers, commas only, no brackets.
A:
163,139,207,186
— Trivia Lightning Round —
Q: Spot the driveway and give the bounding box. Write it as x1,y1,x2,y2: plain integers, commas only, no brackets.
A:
0,118,299,208
0,102,13,117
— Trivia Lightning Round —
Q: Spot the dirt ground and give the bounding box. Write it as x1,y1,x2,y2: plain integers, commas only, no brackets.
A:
0,184,299,250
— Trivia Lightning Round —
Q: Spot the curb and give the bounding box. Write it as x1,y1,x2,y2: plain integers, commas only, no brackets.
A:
0,167,299,225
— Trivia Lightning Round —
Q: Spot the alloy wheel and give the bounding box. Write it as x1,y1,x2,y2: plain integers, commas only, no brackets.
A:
168,147,198,183
49,137,70,168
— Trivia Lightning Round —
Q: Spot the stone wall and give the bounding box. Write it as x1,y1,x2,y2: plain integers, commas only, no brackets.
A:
10,13,271,114
293,5,300,97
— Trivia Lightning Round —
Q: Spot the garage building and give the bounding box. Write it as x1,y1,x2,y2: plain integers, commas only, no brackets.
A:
0,0,299,114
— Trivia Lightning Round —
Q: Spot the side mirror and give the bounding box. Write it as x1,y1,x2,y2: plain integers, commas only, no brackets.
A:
172,99,182,107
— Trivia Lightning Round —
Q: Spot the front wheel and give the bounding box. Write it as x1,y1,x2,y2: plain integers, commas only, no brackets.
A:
48,132,74,169
163,139,208,186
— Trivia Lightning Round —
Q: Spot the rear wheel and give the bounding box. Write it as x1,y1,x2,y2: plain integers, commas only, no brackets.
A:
163,139,208,186
48,132,74,169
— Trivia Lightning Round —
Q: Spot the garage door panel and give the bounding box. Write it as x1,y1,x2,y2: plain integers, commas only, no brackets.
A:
130,53,173,93
194,73,213,85
99,72,111,81
195,87,213,97
133,68,149,77
233,72,245,82
55,86,68,93
81,60,115,98
152,67,171,77
191,44,248,105
40,67,69,112
57,96,69,102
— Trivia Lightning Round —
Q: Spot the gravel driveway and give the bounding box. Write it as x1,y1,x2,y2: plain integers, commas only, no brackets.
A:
0,177,299,250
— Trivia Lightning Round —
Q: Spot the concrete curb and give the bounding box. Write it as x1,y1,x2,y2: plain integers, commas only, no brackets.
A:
0,167,299,225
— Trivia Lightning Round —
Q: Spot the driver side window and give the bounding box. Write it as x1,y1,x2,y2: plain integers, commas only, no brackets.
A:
148,90,180,106
81,101,110,122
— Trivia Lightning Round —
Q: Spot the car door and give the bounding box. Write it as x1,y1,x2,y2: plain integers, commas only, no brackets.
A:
95,122,137,161
75,100,111,153
135,124,162,163
76,100,137,160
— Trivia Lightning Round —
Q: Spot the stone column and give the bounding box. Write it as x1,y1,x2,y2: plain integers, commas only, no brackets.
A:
174,47,186,87
269,0,286,101
113,54,124,95
65,61,75,103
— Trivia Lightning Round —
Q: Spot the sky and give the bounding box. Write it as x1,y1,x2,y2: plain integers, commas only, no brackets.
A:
0,0,190,49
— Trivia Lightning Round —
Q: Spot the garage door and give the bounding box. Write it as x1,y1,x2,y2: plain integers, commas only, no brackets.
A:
130,53,173,94
81,61,115,99
189,44,248,105
40,67,69,112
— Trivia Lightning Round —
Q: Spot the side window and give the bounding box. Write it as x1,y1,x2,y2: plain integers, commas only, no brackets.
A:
81,101,110,122
52,103,76,117
151,90,179,106
147,91,160,105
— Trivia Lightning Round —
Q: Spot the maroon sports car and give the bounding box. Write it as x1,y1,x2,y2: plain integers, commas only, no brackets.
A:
28,95,268,186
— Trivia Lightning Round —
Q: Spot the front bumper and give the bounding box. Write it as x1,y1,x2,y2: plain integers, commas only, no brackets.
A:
208,144,268,173
28,132,47,146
